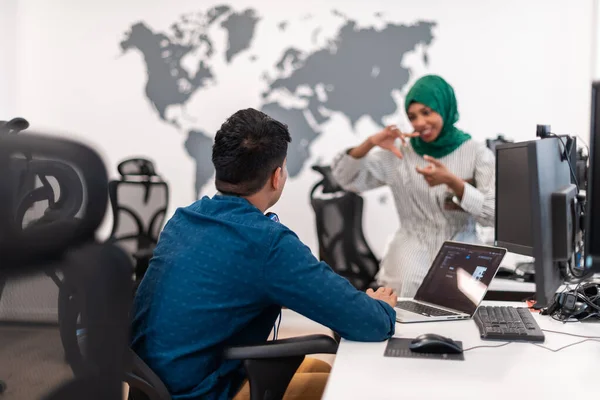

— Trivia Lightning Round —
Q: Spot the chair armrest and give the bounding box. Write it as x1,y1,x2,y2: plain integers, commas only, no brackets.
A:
223,334,338,360
224,335,338,400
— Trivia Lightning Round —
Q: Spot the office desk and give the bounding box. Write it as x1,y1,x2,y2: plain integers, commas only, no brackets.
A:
488,278,535,293
322,301,600,400
485,278,536,301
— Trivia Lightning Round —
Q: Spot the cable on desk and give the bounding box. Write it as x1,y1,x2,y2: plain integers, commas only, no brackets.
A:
541,329,600,339
462,330,600,353
532,339,600,353
463,342,512,352
550,313,599,323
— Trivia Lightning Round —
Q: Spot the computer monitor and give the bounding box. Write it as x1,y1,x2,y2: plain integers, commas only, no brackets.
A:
495,142,533,256
496,137,576,307
584,81,600,275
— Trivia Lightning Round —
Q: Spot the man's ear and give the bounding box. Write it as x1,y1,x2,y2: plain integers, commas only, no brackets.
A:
271,167,282,190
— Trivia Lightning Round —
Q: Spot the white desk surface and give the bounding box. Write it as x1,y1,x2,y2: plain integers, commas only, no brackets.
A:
322,301,600,400
488,277,535,292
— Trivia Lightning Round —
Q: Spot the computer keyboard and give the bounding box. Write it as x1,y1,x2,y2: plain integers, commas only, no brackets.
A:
474,306,545,342
396,301,458,317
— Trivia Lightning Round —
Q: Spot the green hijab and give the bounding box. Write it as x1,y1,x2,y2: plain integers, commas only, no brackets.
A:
405,75,471,158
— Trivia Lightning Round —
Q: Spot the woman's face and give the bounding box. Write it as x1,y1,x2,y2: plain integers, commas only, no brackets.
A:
407,102,443,143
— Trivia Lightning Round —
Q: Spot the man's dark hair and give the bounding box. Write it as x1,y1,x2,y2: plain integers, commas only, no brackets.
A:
212,108,291,196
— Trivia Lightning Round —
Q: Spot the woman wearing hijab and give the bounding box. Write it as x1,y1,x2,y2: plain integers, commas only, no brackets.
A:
331,74,495,297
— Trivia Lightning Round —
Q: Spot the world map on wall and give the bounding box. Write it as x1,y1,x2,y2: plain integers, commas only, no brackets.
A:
120,5,436,197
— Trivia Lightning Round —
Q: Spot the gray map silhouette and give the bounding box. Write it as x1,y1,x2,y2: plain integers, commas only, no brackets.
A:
120,5,436,198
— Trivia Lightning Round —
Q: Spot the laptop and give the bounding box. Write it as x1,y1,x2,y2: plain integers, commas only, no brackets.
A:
395,241,507,323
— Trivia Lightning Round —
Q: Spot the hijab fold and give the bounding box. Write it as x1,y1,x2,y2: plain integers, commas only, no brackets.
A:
405,75,471,158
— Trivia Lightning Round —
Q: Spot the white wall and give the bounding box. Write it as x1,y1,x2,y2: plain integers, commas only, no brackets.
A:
8,0,597,258
0,0,18,116
595,0,600,81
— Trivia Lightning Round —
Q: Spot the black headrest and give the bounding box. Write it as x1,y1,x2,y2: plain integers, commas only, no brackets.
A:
0,132,108,276
117,158,158,178
311,165,343,193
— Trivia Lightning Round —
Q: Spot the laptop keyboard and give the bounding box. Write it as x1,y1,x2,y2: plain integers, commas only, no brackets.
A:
397,300,459,317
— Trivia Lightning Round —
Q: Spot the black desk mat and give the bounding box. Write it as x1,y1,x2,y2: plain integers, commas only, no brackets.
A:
384,338,465,361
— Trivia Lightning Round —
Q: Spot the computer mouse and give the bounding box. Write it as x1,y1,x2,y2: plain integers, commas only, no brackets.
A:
409,334,463,354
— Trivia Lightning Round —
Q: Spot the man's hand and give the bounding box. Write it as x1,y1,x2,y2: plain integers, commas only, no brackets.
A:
366,287,398,308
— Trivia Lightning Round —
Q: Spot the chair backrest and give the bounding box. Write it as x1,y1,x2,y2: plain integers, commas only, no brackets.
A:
0,131,132,400
4,142,86,324
309,165,380,291
108,158,169,258
0,132,107,270
486,134,513,154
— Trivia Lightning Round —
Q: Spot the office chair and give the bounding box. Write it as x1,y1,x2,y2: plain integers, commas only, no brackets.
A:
54,157,167,376
0,116,34,395
121,334,338,400
3,124,93,378
107,158,169,289
20,159,88,375
486,134,513,154
0,131,132,400
309,165,380,291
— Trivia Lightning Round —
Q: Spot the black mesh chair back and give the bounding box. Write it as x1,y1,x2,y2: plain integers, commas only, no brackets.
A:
0,132,132,400
0,135,102,266
309,165,380,291
486,134,513,154
108,158,169,285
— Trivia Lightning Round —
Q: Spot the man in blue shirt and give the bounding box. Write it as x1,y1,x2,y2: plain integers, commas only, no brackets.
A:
131,108,397,400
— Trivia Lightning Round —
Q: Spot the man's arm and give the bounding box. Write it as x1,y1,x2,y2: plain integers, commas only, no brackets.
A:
262,228,396,342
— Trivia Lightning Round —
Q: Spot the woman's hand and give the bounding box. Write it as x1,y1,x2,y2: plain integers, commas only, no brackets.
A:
348,125,418,159
415,155,451,186
416,155,465,197
369,125,419,159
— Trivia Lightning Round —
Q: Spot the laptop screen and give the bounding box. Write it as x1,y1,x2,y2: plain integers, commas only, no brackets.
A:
414,242,507,315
